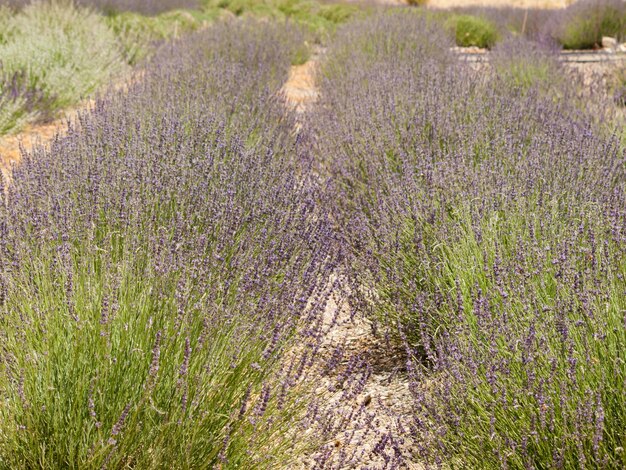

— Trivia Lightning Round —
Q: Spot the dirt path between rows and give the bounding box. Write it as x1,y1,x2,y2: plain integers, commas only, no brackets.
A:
282,50,419,469
282,49,321,115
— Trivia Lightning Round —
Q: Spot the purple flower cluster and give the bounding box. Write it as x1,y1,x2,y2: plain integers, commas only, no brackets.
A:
0,66,55,134
309,12,626,468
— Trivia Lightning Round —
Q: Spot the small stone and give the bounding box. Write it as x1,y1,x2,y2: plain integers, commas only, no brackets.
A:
601,36,617,49
618,43,626,53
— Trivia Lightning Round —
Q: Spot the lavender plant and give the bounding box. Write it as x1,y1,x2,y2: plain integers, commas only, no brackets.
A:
5,0,200,14
490,36,565,94
0,68,55,134
0,0,127,134
310,13,626,468
0,20,337,468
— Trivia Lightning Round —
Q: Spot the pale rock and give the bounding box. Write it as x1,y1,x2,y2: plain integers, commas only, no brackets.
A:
601,36,617,49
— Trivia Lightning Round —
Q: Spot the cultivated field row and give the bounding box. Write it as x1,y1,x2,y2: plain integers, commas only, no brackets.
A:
0,0,625,468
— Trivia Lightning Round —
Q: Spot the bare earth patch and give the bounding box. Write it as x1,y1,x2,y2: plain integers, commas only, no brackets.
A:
0,105,85,169
345,0,567,7
282,48,322,115
299,288,420,468
426,0,567,9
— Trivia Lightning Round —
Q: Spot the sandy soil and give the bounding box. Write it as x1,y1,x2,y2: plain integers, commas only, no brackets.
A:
282,50,321,115
0,105,86,170
344,0,568,8
426,0,567,9
304,289,419,468
0,104,91,198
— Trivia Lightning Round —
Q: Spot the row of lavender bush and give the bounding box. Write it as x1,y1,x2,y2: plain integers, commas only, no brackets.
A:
310,12,626,468
4,0,199,15
0,21,342,468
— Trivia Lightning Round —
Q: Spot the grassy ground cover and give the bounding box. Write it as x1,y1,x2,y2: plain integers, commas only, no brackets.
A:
309,11,626,468
0,20,343,468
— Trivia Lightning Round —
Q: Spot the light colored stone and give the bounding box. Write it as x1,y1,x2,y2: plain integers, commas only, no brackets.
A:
602,36,617,49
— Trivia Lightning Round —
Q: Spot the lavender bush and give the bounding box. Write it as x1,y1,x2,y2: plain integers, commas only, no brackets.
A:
490,36,565,94
5,0,200,14
0,20,338,467
0,68,55,134
309,12,626,468
0,0,127,135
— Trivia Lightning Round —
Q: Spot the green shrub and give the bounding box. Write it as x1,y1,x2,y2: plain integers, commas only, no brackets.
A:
0,0,127,110
555,0,626,50
447,14,499,48
318,3,357,24
202,0,357,34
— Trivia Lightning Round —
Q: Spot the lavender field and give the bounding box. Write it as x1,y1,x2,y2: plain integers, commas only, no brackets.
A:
0,0,625,468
